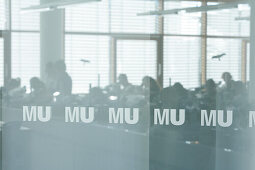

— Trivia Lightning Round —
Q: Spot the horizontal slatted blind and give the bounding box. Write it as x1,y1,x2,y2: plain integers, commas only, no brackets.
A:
164,1,201,35
164,37,200,88
12,32,40,89
0,38,3,86
65,0,158,93
111,0,157,33
207,3,250,83
65,0,110,93
0,0,6,30
117,40,157,85
65,0,157,33
11,0,40,89
239,9,250,36
65,35,109,93
65,0,109,33
207,4,250,36
207,38,241,83
11,0,40,31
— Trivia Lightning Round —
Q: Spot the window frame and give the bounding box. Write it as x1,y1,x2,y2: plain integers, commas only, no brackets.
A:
2,0,250,89
64,0,250,89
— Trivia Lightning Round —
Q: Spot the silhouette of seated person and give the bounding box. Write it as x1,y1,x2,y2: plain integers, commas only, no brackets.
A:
231,81,249,127
6,78,25,97
0,78,22,105
25,77,52,104
88,87,107,106
116,74,145,107
232,81,248,106
161,83,189,108
160,85,174,107
217,72,236,109
44,62,56,93
200,79,217,110
118,74,135,96
172,83,188,109
141,76,160,104
54,60,72,96
221,72,235,90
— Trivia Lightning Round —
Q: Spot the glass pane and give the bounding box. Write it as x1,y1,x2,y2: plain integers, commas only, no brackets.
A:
111,0,157,33
164,1,201,35
11,32,40,89
65,0,109,33
0,0,6,30
11,0,40,31
207,38,241,83
65,35,109,93
117,40,157,85
2,1,255,170
164,36,201,88
207,4,250,36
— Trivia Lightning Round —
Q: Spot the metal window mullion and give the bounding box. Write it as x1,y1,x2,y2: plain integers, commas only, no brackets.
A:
201,0,208,86
156,0,164,88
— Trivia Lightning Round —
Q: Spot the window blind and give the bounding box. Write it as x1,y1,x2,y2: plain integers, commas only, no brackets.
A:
11,32,40,89
65,0,157,33
164,37,201,88
0,0,6,30
65,0,109,33
11,0,40,89
65,35,109,94
117,40,157,85
206,4,249,83
65,0,110,93
111,0,157,33
207,4,250,36
207,38,241,83
11,0,40,31
65,0,158,93
164,1,201,35
0,38,3,86
239,9,250,36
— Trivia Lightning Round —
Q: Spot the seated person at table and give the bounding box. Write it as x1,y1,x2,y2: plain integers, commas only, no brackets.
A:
200,79,217,110
217,72,236,109
44,62,57,93
160,83,188,108
220,72,235,90
25,77,52,104
6,78,26,98
118,74,134,94
141,76,160,104
54,60,72,96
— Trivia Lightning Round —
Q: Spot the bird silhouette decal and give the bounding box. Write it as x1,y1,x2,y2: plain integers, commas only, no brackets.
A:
212,53,226,61
80,59,90,63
